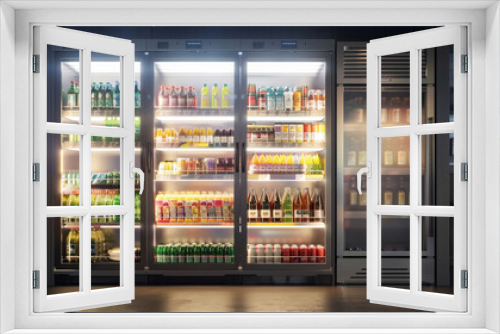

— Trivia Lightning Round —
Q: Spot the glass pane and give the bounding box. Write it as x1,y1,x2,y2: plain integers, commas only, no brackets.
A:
421,217,454,295
91,137,121,207
421,134,454,206
91,219,120,289
422,45,454,124
381,52,410,127
381,137,409,205
49,45,81,124
381,216,410,289
48,133,80,206
48,216,80,295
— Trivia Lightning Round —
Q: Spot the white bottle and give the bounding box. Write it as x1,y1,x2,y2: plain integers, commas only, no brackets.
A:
265,244,274,264
247,244,256,264
256,244,265,263
284,87,294,112
273,244,281,263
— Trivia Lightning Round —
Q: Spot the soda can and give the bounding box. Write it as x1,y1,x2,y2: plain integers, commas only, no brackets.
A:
256,244,265,264
200,243,208,263
179,244,187,263
299,244,308,263
247,244,256,263
291,244,299,263
217,243,225,263
163,244,171,264
281,244,290,263
265,244,274,264
316,244,326,263
193,244,201,263
171,244,179,263
273,244,281,263
225,243,234,264
186,244,194,263
307,244,317,263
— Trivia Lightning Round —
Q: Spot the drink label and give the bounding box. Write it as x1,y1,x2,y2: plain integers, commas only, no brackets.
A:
221,136,227,144
314,210,324,219
187,97,195,107
169,205,177,219
207,135,213,144
301,211,310,220
186,135,193,143
360,193,367,206
304,132,311,143
193,135,200,143
294,210,302,220
350,191,358,206
185,204,192,219
347,151,357,167
162,206,170,221
398,191,406,205
187,255,194,263
192,206,199,219
223,206,230,220
207,206,216,219
248,210,258,219
273,210,282,218
398,151,407,165
358,151,367,166
179,134,186,143
225,255,233,264
200,135,207,143
384,151,394,165
177,206,185,219
201,255,208,263
261,210,271,218
317,100,325,110
215,206,223,219
214,136,220,144
200,206,208,220
155,206,162,221
384,192,393,205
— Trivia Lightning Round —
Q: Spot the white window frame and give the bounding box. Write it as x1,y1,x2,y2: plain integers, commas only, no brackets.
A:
32,26,136,312
3,3,498,333
365,26,467,312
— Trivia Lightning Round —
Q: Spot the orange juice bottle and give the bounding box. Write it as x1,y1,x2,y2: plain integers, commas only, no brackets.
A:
286,154,294,174
207,127,214,147
200,128,207,144
299,154,306,174
186,128,193,144
156,129,163,144
192,191,200,222
193,128,200,144
179,128,186,144
272,154,280,174
257,154,265,174
249,153,259,174
280,154,287,174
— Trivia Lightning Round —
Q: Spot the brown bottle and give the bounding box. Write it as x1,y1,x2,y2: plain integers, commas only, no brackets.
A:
293,188,302,223
271,188,282,223
313,188,324,223
301,188,311,223
260,188,271,223
248,188,258,223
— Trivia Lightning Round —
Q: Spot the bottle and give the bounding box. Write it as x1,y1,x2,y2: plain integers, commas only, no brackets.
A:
286,154,294,174
383,138,394,166
178,86,187,108
317,90,326,111
214,129,221,147
225,244,234,264
221,84,230,108
66,228,79,263
260,188,271,223
187,86,196,108
301,86,308,110
113,191,121,221
97,82,105,107
307,89,316,111
134,81,141,108
67,81,77,108
247,83,257,109
193,128,200,144
158,85,167,107
397,137,408,166
383,177,394,205
275,87,285,112
284,86,293,112
169,194,177,223
293,189,302,223
359,179,367,207
301,188,311,222
211,83,220,109
214,192,224,222
207,128,214,147
312,154,322,175
398,177,407,205
113,81,120,107
293,87,301,111
186,128,193,144
349,176,358,209
266,88,276,112
248,188,258,223
220,129,228,147
169,86,178,108
105,82,113,107
177,192,185,223
201,84,209,108
312,188,324,222
200,192,208,222
283,188,294,223
222,192,231,223
258,86,267,110
272,189,282,223
185,192,193,223
280,154,287,174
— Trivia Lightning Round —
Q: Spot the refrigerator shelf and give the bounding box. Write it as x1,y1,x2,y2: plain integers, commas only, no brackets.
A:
343,124,366,132
63,223,141,229
156,174,234,182
246,146,324,153
344,167,409,176
156,115,234,123
248,222,325,228
156,147,233,152
247,174,325,181
63,146,141,152
247,115,325,122
156,223,233,228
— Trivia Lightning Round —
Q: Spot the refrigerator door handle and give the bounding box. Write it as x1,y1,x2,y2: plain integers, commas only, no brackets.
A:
357,162,371,194
129,161,145,195
241,142,246,174
235,143,240,173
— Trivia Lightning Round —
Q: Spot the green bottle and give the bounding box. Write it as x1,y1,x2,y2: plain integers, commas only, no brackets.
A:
193,244,201,263
113,192,121,221
67,81,77,108
113,81,120,108
216,243,225,263
163,244,171,264
156,245,163,263
91,82,98,108
187,244,194,263
98,82,105,107
225,243,234,264
208,244,216,263
283,187,294,223
105,82,113,107
200,243,208,263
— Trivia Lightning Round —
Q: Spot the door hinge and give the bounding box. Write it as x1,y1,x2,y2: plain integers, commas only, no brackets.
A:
461,270,468,289
33,270,40,289
33,163,40,182
461,162,468,181
461,54,468,73
33,54,40,73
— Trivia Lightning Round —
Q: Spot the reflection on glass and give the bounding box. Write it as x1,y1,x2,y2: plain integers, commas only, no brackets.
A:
91,137,121,207
381,216,410,289
381,52,410,127
48,217,80,295
422,45,454,124
381,137,409,206
421,217,454,295
91,220,121,290
421,134,454,206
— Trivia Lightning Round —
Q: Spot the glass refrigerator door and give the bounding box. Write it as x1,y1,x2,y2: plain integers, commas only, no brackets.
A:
49,52,143,279
245,59,329,266
153,60,236,267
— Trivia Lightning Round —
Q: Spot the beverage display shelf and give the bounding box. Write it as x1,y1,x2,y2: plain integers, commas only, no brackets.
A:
63,223,141,229
343,211,405,219
247,115,325,122
156,174,234,182
62,107,141,121
156,115,234,123
156,146,233,152
156,106,233,113
247,222,325,228
247,145,324,153
341,250,411,257
247,174,325,181
62,146,141,152
344,167,410,176
156,223,233,228
343,123,367,132
247,109,324,117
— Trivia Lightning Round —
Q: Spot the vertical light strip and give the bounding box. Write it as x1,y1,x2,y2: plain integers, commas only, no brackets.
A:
81,48,92,294
409,48,420,294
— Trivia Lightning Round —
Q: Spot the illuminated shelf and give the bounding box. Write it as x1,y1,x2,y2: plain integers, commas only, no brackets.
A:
247,174,325,181
248,222,325,228
63,146,141,152
247,115,325,122
156,147,233,152
156,174,234,182
156,223,233,229
62,107,141,122
63,223,141,229
156,115,234,123
343,124,366,132
344,167,409,176
247,145,324,153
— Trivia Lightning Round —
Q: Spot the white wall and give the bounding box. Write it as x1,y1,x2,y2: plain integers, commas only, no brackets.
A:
0,2,16,333
485,2,500,334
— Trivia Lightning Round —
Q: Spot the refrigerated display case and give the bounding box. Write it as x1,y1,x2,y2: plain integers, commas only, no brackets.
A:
336,42,446,285
46,46,145,287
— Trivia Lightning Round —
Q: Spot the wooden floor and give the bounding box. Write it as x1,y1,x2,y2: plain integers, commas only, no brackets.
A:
50,286,425,313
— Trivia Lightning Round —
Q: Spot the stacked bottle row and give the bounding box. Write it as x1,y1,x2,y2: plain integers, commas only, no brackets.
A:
155,191,234,224
382,176,409,206
248,124,325,144
154,243,234,264
247,243,326,264
157,158,234,176
381,97,410,125
382,137,410,166
345,135,367,167
248,187,324,223
62,81,141,109
247,84,325,112
248,153,324,176
157,84,230,109
155,127,234,148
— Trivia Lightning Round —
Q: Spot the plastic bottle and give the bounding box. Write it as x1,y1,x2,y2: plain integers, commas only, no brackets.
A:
207,128,214,147
221,84,230,108
266,87,276,112
200,84,209,109
249,153,259,175
169,194,177,223
279,154,287,174
200,192,208,222
275,87,285,112
169,86,178,108
211,83,220,109
284,86,293,112
155,192,164,223
286,154,294,174
192,192,200,223
292,154,300,174
187,86,196,108
162,193,170,223
178,86,187,108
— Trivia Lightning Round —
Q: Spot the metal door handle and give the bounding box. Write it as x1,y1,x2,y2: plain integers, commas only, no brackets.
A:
129,161,145,195
357,162,371,194
235,143,240,173
242,142,246,173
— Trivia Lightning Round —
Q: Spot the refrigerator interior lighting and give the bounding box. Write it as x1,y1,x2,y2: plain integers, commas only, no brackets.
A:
247,116,325,122
155,62,235,74
247,62,324,75
64,61,141,74
155,116,235,123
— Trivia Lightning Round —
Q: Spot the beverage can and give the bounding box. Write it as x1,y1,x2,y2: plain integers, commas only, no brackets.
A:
273,244,281,263
299,244,308,263
281,244,290,263
265,244,274,264
248,244,256,264
316,244,326,263
307,244,317,263
256,244,265,263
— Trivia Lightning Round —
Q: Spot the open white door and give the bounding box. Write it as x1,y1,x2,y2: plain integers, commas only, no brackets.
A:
33,26,140,312
362,26,467,312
